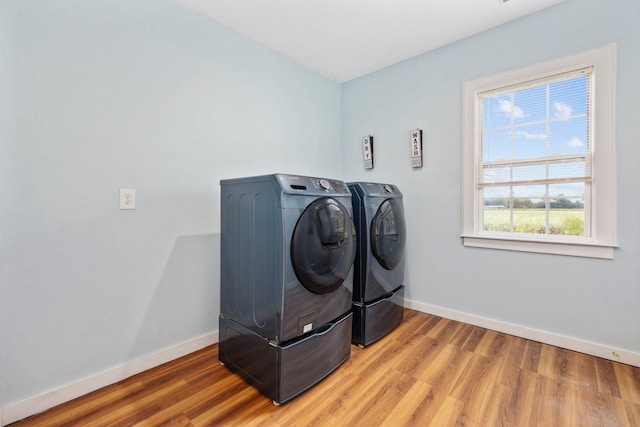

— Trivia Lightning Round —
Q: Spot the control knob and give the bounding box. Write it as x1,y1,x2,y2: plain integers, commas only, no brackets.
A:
318,179,331,190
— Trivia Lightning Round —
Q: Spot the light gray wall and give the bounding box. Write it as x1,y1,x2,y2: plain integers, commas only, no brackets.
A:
341,0,640,354
0,0,341,406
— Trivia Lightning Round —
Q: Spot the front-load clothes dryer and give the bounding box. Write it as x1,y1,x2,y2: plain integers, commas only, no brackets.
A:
219,174,356,404
348,182,406,347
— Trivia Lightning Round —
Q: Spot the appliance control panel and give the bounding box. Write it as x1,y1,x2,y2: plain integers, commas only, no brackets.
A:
354,182,403,197
376,183,399,195
382,184,394,193
278,174,350,195
313,178,349,194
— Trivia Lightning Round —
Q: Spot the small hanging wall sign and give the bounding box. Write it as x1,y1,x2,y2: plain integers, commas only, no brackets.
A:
410,129,423,168
362,135,374,169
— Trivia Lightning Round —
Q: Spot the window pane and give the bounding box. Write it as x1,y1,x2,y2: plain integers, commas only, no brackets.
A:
483,96,514,129
513,85,547,123
482,128,511,161
482,182,586,236
549,75,588,118
548,161,586,179
513,185,546,199
511,184,546,233
512,123,548,158
549,182,584,199
483,207,510,232
549,183,585,236
506,188,551,235
513,209,547,234
483,166,510,185
483,186,511,199
483,187,511,232
549,116,587,155
512,164,546,182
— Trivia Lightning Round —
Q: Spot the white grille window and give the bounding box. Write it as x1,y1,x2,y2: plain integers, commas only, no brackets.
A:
462,44,617,259
479,68,592,236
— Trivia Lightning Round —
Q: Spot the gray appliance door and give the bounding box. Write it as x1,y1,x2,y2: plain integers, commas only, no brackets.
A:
290,197,357,295
371,198,406,270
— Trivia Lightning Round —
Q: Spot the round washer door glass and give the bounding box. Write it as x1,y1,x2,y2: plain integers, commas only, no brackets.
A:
291,197,357,294
371,198,406,270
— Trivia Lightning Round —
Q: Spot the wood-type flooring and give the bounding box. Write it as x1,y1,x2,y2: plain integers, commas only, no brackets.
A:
12,309,640,426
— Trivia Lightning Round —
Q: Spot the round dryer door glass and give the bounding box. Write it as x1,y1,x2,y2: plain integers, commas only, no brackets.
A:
371,199,406,270
291,197,357,294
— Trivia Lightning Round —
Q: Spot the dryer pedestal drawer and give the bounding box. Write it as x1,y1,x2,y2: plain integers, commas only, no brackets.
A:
219,312,352,404
352,285,404,347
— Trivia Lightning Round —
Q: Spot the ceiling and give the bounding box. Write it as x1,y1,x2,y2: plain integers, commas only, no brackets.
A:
176,0,563,83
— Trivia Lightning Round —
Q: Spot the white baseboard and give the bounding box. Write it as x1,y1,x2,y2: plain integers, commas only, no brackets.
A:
1,331,219,427
404,299,640,368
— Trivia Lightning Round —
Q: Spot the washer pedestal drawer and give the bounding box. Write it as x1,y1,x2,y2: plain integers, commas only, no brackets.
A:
352,285,404,347
219,312,352,404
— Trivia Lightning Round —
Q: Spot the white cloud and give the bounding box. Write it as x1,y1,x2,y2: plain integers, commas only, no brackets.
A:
514,131,547,140
554,101,573,119
566,137,583,147
499,99,524,119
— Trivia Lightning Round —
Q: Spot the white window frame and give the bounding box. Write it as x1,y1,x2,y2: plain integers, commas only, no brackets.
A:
462,44,618,259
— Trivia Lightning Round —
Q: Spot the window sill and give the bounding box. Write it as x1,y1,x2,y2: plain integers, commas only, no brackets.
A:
461,235,617,259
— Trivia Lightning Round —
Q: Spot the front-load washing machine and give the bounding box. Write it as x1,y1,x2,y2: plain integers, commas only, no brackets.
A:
348,182,406,347
219,174,356,404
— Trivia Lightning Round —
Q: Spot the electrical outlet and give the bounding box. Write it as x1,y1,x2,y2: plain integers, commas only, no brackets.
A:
119,189,136,210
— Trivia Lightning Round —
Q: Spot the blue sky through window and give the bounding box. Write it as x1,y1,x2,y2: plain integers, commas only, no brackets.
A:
482,75,588,161
480,74,589,201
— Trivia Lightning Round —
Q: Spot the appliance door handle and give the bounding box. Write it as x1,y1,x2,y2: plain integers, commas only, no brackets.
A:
322,240,345,249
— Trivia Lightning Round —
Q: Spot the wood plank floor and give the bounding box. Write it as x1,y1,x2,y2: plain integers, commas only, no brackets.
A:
12,309,640,426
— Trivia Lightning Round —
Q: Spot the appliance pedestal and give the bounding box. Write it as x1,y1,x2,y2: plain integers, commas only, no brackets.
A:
219,312,352,404
352,286,404,347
